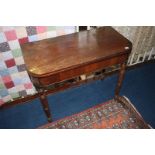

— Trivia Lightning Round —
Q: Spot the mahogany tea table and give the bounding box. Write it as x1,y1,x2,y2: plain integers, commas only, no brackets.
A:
21,27,132,122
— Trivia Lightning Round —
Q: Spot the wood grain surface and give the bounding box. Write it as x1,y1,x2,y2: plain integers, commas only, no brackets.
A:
21,27,132,78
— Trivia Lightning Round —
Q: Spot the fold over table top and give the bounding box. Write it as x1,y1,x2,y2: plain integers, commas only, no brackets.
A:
21,27,132,77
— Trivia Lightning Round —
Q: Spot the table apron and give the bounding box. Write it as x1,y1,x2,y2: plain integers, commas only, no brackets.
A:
31,54,128,87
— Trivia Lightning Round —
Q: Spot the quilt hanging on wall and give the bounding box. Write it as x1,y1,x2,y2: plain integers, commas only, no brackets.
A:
0,26,76,105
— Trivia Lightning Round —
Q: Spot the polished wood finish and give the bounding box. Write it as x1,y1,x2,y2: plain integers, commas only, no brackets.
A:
21,27,132,78
21,27,132,122
35,54,128,87
39,93,52,122
115,62,127,98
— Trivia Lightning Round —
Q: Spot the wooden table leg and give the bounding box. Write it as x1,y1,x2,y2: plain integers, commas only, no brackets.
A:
115,62,127,99
39,92,52,122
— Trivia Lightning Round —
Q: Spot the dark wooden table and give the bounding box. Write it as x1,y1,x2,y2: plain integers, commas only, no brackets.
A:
21,27,132,122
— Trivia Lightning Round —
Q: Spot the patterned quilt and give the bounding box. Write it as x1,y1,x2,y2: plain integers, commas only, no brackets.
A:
0,26,75,105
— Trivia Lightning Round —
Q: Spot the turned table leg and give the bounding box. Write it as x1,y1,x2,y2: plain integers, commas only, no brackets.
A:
39,91,52,122
115,62,127,99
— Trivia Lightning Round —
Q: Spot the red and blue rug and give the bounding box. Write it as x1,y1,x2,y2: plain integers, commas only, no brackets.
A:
39,96,150,129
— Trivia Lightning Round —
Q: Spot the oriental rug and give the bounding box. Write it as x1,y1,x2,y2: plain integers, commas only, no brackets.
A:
39,96,150,129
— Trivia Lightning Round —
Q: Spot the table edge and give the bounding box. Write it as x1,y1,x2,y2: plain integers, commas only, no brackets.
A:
27,48,131,78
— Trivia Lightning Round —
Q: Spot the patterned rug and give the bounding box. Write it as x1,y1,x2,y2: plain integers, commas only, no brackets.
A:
39,96,150,129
